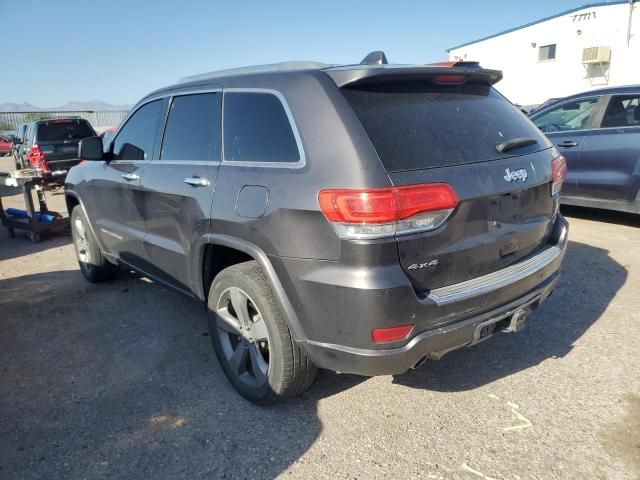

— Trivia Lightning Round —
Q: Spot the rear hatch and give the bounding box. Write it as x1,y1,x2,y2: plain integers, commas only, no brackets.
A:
35,119,95,170
338,68,558,292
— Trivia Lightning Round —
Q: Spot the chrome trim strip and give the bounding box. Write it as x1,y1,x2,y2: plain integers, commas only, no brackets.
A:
221,88,306,169
428,245,562,306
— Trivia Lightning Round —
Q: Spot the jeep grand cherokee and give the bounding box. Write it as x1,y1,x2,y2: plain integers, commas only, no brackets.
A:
66,53,568,404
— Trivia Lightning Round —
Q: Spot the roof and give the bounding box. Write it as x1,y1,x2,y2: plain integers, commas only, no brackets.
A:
530,84,640,113
172,62,501,89
447,1,630,52
178,61,331,83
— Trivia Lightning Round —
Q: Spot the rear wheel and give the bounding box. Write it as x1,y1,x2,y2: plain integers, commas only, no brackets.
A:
70,206,119,283
208,261,317,405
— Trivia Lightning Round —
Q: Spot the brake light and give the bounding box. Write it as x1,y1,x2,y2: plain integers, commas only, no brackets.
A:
551,155,567,196
433,75,467,85
27,145,50,173
318,183,459,239
372,324,414,343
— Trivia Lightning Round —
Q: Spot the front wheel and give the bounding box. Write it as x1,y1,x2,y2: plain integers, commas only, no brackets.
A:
70,206,119,283
208,261,317,405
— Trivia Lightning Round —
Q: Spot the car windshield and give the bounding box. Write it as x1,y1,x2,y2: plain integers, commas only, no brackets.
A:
36,120,95,142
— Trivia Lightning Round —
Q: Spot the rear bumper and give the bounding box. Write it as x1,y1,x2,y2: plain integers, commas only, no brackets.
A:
300,272,559,376
272,215,568,375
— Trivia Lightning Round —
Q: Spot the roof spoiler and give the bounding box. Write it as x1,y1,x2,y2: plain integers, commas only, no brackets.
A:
325,65,503,88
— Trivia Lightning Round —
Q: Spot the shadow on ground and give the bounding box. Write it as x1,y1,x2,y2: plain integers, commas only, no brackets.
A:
561,205,640,228
0,268,363,479
0,237,625,478
393,240,627,391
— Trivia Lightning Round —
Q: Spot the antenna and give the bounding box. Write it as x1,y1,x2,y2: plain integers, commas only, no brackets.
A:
360,51,388,65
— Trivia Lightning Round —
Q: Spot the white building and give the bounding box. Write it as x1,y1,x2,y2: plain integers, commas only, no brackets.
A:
447,1,640,106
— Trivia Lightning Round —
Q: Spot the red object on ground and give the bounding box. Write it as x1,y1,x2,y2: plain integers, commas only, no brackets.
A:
0,136,11,155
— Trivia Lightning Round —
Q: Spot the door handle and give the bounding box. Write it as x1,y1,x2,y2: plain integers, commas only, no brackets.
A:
557,141,579,148
184,176,210,187
121,173,139,182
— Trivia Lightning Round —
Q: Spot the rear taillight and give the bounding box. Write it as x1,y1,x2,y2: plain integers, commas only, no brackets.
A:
551,155,567,196
27,145,50,172
372,324,414,343
318,183,459,239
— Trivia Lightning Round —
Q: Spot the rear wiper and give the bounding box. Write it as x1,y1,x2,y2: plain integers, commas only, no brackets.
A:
496,137,538,153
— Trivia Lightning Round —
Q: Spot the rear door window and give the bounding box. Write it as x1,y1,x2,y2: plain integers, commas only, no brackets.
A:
342,83,549,172
36,120,95,142
112,99,166,161
532,97,599,133
601,95,640,128
223,92,300,164
160,93,221,161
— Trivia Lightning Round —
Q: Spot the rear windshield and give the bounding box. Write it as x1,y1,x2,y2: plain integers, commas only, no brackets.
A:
342,82,549,172
36,120,95,142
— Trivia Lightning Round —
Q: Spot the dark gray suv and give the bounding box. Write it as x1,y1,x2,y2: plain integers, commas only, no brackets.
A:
66,54,568,404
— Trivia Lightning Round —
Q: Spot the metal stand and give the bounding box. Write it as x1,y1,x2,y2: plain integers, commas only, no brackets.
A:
0,175,69,243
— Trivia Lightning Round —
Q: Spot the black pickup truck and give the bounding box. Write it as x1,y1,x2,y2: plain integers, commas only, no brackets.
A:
18,118,95,172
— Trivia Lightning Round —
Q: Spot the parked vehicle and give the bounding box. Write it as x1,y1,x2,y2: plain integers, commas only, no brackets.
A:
0,135,12,156
18,118,96,173
530,85,640,214
12,123,28,169
66,53,568,404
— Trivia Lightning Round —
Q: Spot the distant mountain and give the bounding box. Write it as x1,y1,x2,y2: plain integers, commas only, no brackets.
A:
0,102,41,112
0,100,131,112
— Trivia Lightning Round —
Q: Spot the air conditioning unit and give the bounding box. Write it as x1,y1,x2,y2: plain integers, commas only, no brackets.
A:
582,46,611,64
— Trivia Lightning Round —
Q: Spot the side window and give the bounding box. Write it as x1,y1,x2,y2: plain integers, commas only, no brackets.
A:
223,92,300,163
26,124,35,145
112,99,166,161
538,44,557,61
601,95,640,128
532,97,599,133
160,93,220,161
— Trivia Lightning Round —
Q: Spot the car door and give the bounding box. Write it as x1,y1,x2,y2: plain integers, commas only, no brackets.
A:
139,90,221,293
83,98,168,265
577,93,640,203
531,96,604,197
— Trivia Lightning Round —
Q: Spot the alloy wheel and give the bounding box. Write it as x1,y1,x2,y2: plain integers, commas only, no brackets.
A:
73,217,90,263
216,287,271,387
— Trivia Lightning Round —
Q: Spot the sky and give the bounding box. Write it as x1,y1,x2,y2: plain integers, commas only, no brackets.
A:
1,0,596,107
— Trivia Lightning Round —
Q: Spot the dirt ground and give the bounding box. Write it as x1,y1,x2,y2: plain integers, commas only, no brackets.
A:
1,154,639,479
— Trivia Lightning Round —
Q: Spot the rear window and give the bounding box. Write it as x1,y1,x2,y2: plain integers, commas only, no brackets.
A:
36,120,95,142
342,83,549,172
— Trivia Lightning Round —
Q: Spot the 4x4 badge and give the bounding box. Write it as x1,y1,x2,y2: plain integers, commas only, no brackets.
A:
504,168,528,182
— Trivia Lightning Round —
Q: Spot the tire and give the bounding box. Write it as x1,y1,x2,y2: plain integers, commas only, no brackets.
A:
70,206,119,283
208,261,317,405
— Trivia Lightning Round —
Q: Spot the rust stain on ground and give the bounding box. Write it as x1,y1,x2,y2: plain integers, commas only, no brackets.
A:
600,394,640,476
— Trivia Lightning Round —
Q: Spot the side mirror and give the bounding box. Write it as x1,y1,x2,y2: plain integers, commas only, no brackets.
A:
119,142,145,160
12,137,23,145
79,136,104,161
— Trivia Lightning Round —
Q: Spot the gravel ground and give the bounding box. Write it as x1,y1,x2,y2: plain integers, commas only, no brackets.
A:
0,154,639,479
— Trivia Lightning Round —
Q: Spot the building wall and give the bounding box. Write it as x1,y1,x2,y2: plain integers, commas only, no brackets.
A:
448,2,640,106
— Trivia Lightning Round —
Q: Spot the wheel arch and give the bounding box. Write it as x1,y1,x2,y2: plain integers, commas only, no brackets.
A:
194,234,308,343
